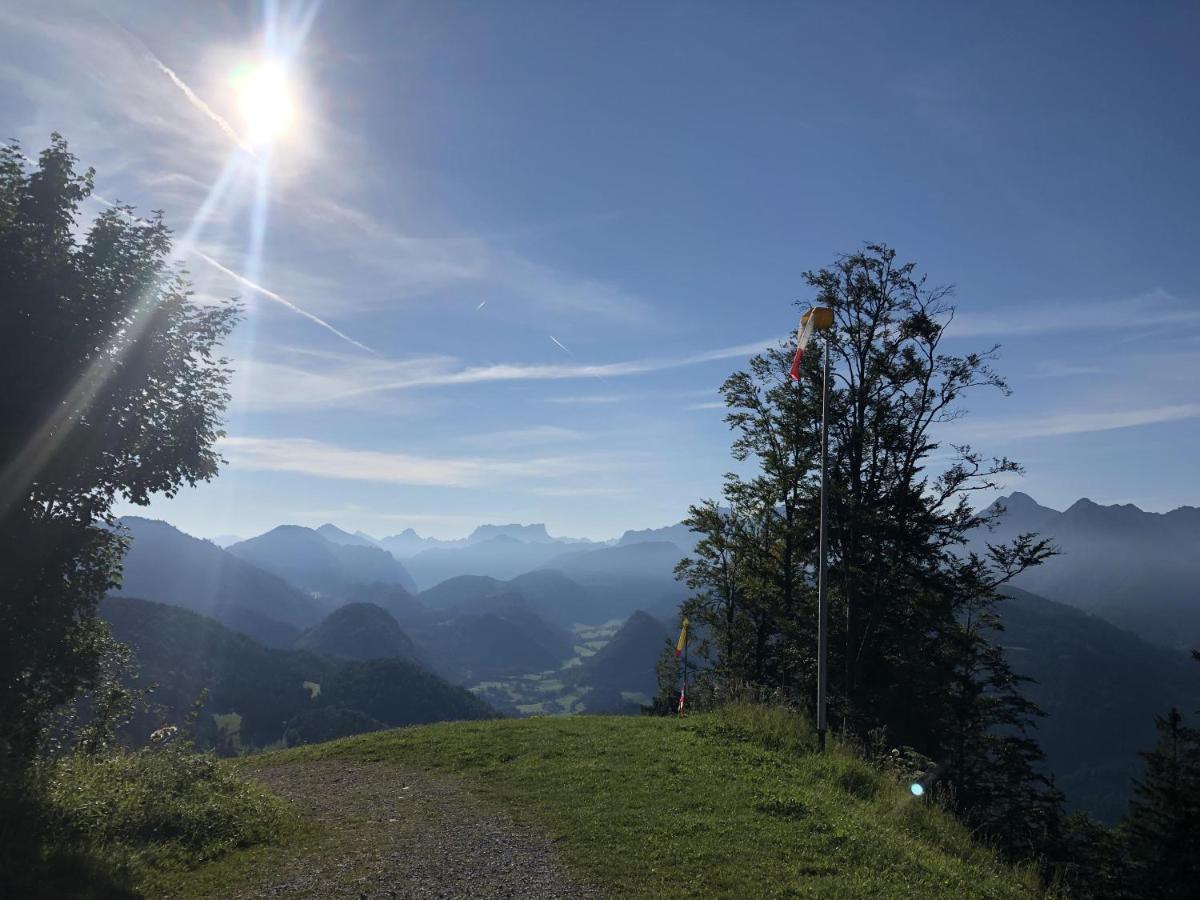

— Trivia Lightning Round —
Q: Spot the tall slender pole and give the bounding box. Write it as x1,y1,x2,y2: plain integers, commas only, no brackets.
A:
816,333,831,753
681,632,688,716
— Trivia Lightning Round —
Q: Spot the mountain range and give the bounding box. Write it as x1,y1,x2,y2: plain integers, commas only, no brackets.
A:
109,494,1198,821
973,493,1200,650
227,525,419,598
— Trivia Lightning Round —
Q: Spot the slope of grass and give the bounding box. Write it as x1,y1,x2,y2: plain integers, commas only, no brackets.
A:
203,705,1043,899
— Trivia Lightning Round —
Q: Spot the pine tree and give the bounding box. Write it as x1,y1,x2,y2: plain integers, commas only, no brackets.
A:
1125,707,1200,897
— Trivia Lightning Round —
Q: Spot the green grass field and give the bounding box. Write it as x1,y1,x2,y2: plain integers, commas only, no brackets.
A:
172,705,1045,899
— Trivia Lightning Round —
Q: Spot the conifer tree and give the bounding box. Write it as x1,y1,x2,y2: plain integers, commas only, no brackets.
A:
1124,708,1200,897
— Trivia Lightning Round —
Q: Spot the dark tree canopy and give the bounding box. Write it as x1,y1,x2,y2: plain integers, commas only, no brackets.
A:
674,244,1059,860
0,135,238,768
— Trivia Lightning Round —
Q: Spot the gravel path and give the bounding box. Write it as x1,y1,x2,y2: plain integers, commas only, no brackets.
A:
237,760,601,899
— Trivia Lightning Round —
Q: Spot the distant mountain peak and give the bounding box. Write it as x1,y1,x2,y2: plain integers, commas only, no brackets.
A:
468,523,553,544
316,523,380,548
1004,491,1040,507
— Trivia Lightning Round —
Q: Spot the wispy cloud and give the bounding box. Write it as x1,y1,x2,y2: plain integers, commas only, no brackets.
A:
457,426,585,448
687,401,726,411
948,290,1200,339
300,197,656,324
955,403,1200,441
1031,360,1104,379
544,394,625,405
230,337,778,411
529,485,634,498
219,436,622,488
339,338,778,398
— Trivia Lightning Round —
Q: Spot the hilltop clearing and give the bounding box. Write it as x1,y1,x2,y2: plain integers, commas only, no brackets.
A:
159,707,1041,898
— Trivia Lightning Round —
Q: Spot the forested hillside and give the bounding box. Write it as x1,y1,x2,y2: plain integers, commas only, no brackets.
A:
100,597,495,751
997,587,1200,822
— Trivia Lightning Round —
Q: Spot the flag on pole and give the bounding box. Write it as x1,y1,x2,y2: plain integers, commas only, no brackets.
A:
675,617,689,658
788,307,834,381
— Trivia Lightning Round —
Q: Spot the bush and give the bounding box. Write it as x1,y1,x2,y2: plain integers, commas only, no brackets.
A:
44,744,292,869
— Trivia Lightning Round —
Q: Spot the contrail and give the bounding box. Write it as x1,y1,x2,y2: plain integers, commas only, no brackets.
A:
102,10,256,156
475,300,487,311
549,335,571,354
193,250,376,355
148,55,256,155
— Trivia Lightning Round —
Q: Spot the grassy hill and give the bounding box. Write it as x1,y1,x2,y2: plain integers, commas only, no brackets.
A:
153,706,1042,898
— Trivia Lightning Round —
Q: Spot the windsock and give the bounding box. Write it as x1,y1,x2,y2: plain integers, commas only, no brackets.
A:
788,307,834,381
675,617,690,658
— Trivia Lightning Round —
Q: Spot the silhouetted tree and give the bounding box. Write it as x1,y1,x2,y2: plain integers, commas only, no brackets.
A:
676,244,1058,859
1124,708,1200,897
0,135,238,777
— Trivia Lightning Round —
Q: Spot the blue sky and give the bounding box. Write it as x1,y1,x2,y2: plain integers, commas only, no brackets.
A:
3,1,1198,540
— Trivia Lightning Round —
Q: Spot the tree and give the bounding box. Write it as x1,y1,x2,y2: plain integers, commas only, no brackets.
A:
675,244,1058,858
0,135,238,775
1124,708,1200,897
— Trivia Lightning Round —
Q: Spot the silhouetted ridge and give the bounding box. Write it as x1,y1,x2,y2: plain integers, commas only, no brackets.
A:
228,525,417,598
297,603,418,661
116,516,321,646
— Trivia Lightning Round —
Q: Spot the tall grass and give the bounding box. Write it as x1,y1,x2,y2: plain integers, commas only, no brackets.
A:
7,744,294,897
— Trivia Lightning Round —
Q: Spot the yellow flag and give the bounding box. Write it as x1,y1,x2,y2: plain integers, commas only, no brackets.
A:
675,617,690,658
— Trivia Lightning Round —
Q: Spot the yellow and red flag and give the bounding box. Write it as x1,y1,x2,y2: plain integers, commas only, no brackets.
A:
675,617,690,658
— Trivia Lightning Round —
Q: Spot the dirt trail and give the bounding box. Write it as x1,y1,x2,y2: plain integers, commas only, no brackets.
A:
238,760,600,899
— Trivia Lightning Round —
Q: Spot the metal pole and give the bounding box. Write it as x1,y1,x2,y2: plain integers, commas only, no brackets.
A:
680,628,688,716
816,333,830,753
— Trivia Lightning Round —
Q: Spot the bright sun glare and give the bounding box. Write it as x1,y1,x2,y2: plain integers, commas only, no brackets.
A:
233,61,296,144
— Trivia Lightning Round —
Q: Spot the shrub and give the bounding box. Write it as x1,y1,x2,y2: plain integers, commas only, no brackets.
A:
44,744,292,869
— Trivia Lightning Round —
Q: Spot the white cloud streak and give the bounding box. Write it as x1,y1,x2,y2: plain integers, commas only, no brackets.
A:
948,290,1200,339
223,336,779,411
337,338,777,399
956,403,1200,441
458,426,585,448
544,394,624,405
219,436,620,488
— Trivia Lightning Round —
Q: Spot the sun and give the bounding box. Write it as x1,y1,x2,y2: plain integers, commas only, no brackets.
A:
232,60,296,145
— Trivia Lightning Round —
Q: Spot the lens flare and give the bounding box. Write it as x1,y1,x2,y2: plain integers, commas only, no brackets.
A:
910,783,925,797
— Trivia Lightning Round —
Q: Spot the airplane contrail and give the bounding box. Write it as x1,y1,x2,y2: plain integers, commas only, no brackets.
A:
102,11,254,155
475,300,487,311
193,250,376,355
549,335,571,354
147,56,256,156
